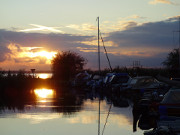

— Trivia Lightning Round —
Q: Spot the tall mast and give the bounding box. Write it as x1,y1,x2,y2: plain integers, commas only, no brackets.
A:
179,17,180,72
97,16,101,135
97,16,101,73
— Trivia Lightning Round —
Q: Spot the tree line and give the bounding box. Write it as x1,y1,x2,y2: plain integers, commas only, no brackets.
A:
51,49,180,82
0,48,179,86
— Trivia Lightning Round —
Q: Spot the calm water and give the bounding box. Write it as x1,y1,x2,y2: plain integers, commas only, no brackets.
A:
0,74,145,135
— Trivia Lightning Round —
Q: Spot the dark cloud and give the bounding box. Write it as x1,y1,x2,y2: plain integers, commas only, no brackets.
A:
0,32,11,62
0,45,10,62
106,18,179,49
0,29,94,67
0,17,179,69
81,51,166,69
0,29,94,50
85,18,179,68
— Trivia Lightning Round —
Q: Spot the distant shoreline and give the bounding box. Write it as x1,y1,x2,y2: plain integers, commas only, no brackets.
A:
0,70,52,73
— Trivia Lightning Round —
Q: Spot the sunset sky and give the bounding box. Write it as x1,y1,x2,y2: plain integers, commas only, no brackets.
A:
0,0,180,71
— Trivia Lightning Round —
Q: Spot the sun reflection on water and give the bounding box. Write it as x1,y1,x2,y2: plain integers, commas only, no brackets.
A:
34,88,54,98
34,88,55,103
37,73,50,79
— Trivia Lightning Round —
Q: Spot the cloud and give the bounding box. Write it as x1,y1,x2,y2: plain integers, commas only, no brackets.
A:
20,24,64,33
66,23,97,35
167,15,180,21
0,29,94,70
100,16,146,33
149,0,176,5
121,15,147,20
83,51,166,69
106,17,179,49
0,29,93,49
0,33,12,62
65,15,146,35
0,16,179,70
66,23,96,31
0,46,10,62
6,44,57,65
66,24,80,30
96,17,179,68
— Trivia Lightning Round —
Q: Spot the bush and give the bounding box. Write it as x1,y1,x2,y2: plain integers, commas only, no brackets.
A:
51,51,87,81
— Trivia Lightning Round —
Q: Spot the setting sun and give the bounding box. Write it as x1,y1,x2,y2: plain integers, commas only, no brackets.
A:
6,44,57,67
28,50,57,64
30,51,57,60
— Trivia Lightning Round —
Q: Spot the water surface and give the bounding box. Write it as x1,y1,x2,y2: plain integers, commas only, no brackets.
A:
0,79,145,135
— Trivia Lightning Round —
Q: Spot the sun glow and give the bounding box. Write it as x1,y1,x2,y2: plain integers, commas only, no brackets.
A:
7,44,57,65
29,51,57,60
29,50,57,64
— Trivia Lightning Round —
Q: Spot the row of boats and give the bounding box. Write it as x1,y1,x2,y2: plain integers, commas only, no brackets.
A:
72,71,180,135
73,72,169,92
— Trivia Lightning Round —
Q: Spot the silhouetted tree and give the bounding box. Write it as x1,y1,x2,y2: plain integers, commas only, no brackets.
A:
51,51,87,81
163,49,179,69
162,49,179,77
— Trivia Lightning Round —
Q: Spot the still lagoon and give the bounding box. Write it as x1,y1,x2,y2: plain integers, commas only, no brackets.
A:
0,74,144,135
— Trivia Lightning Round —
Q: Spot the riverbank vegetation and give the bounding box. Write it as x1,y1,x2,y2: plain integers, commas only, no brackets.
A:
0,70,53,92
0,67,171,89
0,48,179,90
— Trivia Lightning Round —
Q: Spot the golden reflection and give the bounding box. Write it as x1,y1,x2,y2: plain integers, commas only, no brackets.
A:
67,100,132,127
38,73,49,79
34,88,54,98
40,100,47,103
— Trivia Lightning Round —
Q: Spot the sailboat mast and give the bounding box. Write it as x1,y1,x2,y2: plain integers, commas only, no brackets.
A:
97,16,101,73
97,16,101,135
179,17,180,72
